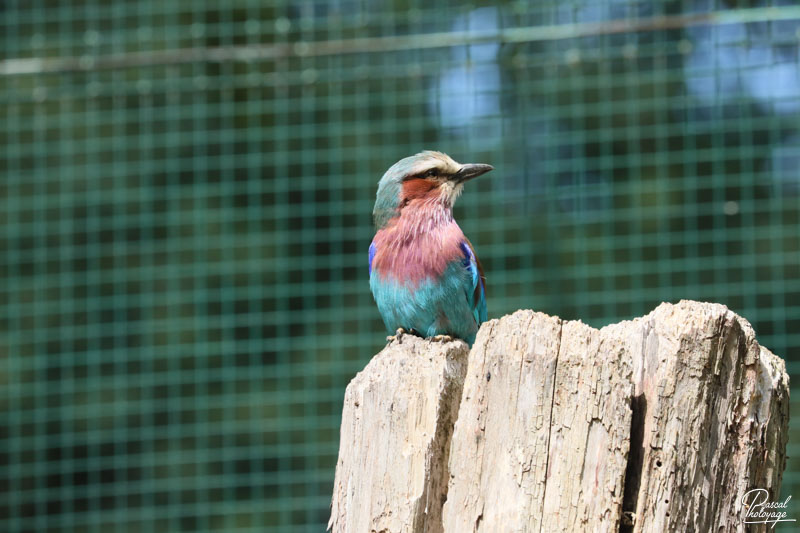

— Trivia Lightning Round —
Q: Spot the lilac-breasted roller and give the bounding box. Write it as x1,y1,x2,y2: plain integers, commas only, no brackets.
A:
368,151,492,346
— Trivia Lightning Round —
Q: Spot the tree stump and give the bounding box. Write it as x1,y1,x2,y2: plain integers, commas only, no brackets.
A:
329,301,790,533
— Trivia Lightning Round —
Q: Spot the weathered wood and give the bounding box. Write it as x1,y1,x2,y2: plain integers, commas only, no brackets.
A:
607,301,790,533
328,335,469,533
442,312,564,531
443,312,634,532
329,301,789,533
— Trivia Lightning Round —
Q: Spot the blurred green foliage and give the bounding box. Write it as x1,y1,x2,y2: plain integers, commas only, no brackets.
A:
1,1,798,531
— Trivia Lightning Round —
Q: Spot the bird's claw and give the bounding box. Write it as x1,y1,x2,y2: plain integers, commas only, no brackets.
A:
430,334,454,343
386,328,408,344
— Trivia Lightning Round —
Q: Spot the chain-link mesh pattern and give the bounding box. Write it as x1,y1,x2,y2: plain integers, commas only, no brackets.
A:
2,1,799,531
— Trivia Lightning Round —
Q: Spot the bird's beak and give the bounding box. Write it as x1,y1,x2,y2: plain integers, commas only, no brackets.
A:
453,163,494,183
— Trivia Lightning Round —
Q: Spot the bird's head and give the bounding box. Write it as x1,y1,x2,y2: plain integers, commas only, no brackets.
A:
372,151,493,228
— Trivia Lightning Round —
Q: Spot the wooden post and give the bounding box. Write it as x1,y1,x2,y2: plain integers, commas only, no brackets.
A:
329,301,789,532
328,335,469,533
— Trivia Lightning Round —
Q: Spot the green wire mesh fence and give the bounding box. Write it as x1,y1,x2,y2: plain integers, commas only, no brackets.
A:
1,1,799,531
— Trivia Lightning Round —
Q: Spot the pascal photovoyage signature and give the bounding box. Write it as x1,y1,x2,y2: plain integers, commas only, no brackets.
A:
742,488,796,528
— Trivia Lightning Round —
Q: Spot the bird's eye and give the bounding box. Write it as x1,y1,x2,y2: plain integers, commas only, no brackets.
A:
426,168,439,177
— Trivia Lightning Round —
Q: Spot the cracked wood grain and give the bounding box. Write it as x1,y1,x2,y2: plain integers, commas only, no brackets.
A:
328,335,468,533
442,311,564,532
607,301,790,533
443,312,633,533
329,301,789,533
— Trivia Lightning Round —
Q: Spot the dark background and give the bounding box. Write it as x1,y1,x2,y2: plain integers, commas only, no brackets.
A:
1,0,798,531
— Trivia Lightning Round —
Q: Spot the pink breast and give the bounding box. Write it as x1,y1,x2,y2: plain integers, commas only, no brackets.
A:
372,217,465,286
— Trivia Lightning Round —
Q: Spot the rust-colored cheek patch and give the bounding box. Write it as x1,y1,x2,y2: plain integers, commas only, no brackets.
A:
401,178,438,203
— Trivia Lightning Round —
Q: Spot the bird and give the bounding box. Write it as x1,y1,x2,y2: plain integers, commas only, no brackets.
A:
368,151,492,346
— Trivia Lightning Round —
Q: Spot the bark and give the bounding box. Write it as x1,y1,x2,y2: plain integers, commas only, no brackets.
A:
329,301,789,533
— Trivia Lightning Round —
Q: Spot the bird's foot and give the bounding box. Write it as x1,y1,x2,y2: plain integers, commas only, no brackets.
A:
430,334,454,343
386,328,408,344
